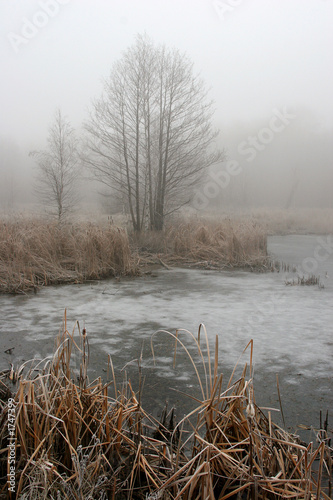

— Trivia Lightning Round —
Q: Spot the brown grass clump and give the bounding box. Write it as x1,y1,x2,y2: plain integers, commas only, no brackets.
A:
0,216,268,294
134,218,268,270
0,218,134,294
0,316,331,499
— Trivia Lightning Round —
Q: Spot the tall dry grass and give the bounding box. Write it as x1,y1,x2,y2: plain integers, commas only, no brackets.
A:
133,218,268,269
199,208,333,236
244,208,333,236
0,218,134,294
0,217,268,294
0,316,331,499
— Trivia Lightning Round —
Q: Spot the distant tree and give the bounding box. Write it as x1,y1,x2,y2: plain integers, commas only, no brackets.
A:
30,109,78,221
83,34,222,231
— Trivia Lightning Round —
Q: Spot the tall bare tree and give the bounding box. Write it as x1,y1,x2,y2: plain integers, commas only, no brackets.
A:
31,109,78,221
83,34,222,231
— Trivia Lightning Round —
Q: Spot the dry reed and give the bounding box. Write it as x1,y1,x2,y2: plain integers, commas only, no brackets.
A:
0,218,134,294
133,218,268,270
0,217,269,295
244,208,333,236
0,315,331,499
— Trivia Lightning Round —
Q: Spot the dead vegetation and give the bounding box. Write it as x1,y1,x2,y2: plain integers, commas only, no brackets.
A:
285,274,324,288
133,218,268,271
0,217,269,294
0,218,134,294
243,208,333,236
0,315,331,499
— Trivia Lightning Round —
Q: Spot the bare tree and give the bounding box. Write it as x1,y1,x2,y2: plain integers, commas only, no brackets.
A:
31,109,78,221
83,34,223,231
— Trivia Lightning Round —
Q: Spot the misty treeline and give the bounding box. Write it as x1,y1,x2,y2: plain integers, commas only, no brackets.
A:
29,34,222,229
210,110,333,211
2,37,332,222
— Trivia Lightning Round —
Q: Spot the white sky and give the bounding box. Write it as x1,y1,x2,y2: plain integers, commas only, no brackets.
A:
0,0,332,152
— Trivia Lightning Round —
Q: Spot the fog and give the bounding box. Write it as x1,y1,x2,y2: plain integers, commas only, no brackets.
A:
0,0,332,214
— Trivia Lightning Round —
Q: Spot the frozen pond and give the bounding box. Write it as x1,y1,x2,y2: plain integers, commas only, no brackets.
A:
0,234,332,437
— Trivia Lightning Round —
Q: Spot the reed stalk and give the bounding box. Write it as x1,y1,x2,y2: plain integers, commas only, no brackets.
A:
0,315,331,499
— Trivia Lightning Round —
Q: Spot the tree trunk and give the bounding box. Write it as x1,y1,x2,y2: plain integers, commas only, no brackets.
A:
83,35,223,232
153,198,164,230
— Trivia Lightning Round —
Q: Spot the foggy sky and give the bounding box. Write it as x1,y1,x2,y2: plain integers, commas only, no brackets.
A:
0,0,332,211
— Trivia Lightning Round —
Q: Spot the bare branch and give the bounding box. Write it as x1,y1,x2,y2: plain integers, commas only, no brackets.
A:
82,34,224,231
31,108,79,221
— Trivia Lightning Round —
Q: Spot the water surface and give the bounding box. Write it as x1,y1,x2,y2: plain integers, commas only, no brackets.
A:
0,234,332,436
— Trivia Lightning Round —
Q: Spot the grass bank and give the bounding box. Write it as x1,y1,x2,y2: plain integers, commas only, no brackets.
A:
132,218,268,270
0,217,269,294
220,208,333,236
0,316,331,499
0,218,134,294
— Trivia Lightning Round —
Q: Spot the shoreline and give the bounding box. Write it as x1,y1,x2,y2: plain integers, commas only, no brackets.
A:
0,217,269,295
0,320,331,499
